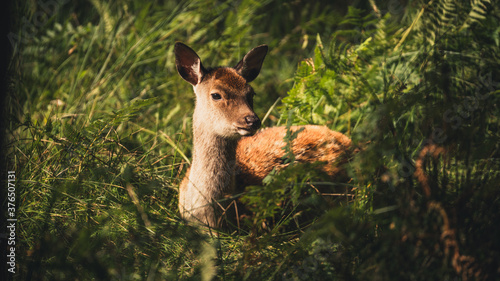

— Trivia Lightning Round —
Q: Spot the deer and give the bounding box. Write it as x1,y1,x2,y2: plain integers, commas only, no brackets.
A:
175,42,354,228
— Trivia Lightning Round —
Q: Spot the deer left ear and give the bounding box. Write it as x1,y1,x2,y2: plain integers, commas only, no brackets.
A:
174,42,206,86
234,45,268,83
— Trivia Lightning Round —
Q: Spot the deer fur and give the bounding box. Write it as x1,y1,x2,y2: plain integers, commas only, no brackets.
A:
175,43,353,228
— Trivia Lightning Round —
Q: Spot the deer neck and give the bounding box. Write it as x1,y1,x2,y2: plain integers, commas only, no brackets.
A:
189,122,239,198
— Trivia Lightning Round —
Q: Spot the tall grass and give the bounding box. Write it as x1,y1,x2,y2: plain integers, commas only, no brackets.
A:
7,0,348,279
5,0,500,280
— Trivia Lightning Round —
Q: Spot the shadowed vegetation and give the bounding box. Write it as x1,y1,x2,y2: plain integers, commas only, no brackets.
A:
4,0,500,280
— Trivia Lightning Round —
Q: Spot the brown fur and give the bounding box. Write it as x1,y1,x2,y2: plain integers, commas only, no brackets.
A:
212,68,247,90
235,126,352,187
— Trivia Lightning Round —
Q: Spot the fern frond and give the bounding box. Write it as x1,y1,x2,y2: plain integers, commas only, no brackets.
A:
460,0,491,31
394,0,432,51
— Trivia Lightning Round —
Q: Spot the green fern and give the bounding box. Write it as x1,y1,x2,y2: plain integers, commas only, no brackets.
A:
460,0,491,30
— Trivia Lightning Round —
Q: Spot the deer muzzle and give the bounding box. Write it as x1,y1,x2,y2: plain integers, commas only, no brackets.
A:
236,115,261,136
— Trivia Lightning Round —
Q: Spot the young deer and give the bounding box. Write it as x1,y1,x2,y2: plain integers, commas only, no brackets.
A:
175,43,353,228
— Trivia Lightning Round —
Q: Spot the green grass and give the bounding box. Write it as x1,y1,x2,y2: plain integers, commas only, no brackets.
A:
5,0,500,280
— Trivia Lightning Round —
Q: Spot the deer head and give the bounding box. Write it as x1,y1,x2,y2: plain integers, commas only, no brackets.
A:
174,42,268,138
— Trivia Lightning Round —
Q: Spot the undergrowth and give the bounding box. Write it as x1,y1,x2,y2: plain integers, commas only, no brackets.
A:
3,0,500,280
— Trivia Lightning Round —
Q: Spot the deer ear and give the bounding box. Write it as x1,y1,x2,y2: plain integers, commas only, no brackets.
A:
174,42,206,86
234,45,268,83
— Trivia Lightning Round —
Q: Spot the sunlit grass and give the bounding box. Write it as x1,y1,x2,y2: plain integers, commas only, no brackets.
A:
7,0,500,279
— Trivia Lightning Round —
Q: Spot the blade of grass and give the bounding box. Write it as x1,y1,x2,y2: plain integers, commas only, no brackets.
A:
130,122,190,164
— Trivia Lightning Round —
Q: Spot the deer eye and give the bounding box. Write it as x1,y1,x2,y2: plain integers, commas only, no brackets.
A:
211,93,222,100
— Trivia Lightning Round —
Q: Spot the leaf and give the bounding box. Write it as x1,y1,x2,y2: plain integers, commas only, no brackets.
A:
394,0,433,51
459,0,491,31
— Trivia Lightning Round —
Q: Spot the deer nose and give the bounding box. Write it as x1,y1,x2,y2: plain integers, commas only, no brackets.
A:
245,115,261,129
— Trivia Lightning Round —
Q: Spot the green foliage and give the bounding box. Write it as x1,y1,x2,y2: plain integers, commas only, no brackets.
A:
276,0,500,279
4,0,500,280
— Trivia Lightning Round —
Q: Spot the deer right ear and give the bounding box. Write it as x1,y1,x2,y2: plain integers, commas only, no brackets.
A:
174,42,206,86
234,45,268,83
